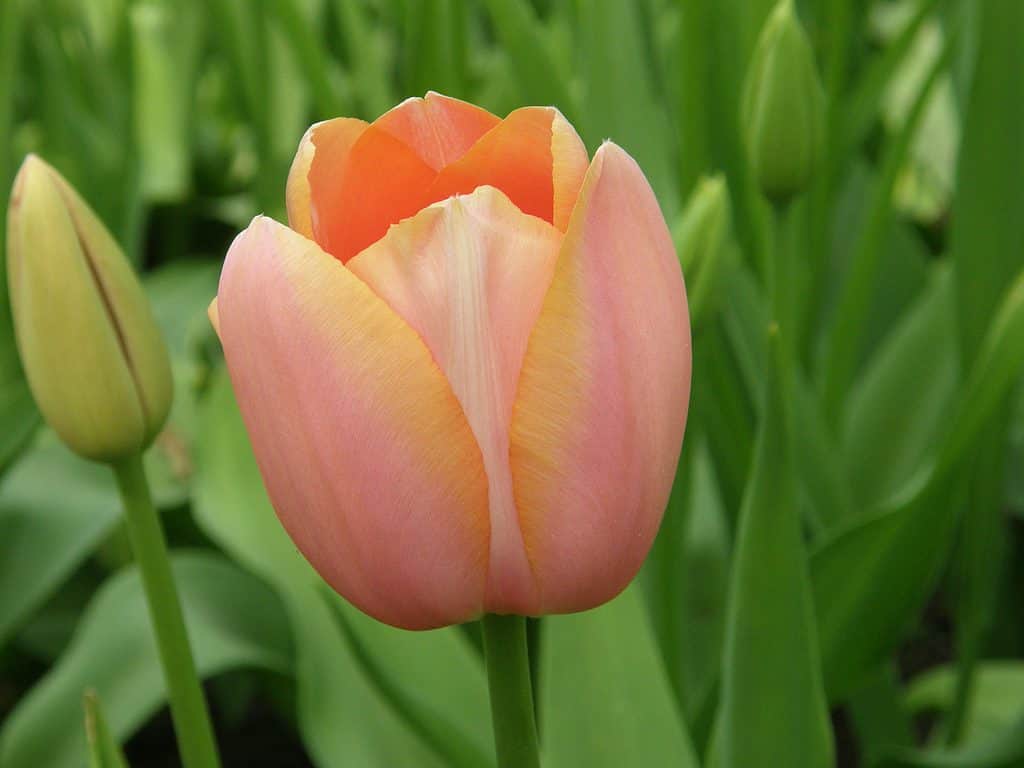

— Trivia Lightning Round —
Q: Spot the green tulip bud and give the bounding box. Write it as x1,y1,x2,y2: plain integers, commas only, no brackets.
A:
673,175,735,328
6,155,172,462
741,0,825,203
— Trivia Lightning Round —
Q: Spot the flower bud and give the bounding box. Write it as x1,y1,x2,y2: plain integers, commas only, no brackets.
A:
672,175,734,327
741,0,825,203
6,155,172,461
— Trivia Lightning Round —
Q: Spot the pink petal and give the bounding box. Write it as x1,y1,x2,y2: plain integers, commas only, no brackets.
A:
509,142,692,614
216,216,490,629
348,186,562,614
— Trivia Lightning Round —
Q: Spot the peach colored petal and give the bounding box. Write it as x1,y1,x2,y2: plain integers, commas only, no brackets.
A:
288,117,367,239
426,107,588,231
374,91,500,171
348,186,562,614
509,142,692,615
216,216,490,629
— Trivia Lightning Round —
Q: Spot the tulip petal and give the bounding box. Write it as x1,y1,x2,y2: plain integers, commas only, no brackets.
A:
374,91,500,171
510,142,691,614
288,117,367,239
348,186,562,613
216,217,490,629
427,107,588,231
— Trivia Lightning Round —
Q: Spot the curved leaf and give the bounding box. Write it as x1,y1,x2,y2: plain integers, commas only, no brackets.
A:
0,553,291,768
540,583,699,768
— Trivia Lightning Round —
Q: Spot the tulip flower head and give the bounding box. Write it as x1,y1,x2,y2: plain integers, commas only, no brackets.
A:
212,93,691,629
7,156,172,462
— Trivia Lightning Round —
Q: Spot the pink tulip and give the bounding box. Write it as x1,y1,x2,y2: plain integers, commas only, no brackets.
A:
212,93,691,629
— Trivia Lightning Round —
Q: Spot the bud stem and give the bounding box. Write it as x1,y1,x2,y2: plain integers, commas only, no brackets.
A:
481,614,540,768
112,454,222,768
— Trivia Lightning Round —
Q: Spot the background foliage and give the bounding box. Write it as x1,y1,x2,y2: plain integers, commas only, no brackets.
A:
1,0,1023,766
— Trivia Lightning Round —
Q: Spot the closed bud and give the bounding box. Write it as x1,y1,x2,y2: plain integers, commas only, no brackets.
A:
6,155,172,462
672,175,734,328
742,0,825,203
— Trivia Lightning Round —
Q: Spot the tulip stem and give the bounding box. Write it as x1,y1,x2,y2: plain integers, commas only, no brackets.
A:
112,454,222,768
481,614,541,768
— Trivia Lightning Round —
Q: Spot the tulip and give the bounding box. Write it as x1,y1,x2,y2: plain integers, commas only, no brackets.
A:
212,92,691,630
742,0,825,203
7,155,172,462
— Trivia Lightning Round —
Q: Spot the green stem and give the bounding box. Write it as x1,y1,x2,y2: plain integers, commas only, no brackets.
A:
112,455,221,768
481,614,541,768
768,201,795,429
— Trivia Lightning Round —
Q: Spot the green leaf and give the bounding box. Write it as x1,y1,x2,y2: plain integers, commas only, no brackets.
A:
718,337,834,768
131,0,200,203
478,0,575,115
83,691,128,768
540,584,699,768
675,439,731,728
399,0,467,98
906,662,1024,746
876,716,1024,768
191,368,492,767
813,263,1024,702
575,0,678,214
843,265,960,508
0,438,120,649
0,553,291,768
950,0,1024,360
330,0,394,119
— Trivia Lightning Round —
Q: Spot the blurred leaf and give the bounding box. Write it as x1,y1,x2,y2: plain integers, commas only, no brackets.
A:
83,691,128,768
144,261,220,361
814,263,1024,702
267,0,343,120
877,717,1024,768
192,369,492,767
575,0,678,214
131,0,200,203
0,438,120,649
0,0,37,474
719,338,834,768
331,0,394,118
820,32,955,423
478,0,574,115
676,439,730,728
0,553,291,768
907,662,1024,746
843,265,960,509
399,0,467,98
540,584,699,768
846,0,941,155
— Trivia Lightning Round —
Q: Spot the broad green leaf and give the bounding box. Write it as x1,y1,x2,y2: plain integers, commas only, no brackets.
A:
575,0,678,214
0,553,291,768
950,0,1024,359
946,5,1024,737
192,369,492,767
813,263,1024,702
83,691,128,768
843,265,960,508
0,438,120,649
540,584,699,768
719,339,834,768
907,662,1024,746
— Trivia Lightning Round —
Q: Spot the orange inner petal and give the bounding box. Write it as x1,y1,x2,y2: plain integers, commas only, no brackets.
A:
307,98,585,264
426,108,557,226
